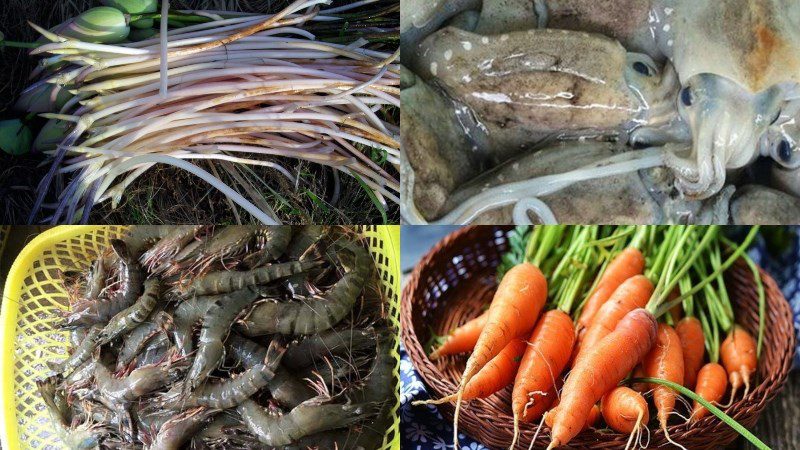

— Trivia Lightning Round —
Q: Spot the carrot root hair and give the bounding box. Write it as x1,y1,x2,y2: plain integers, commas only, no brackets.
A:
623,411,643,450
526,415,546,450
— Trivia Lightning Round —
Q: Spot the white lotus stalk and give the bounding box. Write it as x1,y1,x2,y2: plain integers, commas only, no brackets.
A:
26,0,399,224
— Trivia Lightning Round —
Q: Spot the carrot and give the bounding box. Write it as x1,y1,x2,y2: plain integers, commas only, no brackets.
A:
720,325,757,400
642,323,684,440
676,317,705,389
601,386,649,450
416,338,527,405
430,312,488,360
573,275,653,366
509,310,575,449
576,247,645,334
691,362,728,422
547,392,597,431
545,308,657,449
630,365,648,393
453,263,548,446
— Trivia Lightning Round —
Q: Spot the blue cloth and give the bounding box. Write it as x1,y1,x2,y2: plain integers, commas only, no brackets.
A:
401,228,800,449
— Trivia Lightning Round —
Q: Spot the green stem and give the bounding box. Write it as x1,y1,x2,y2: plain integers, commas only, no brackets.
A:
131,13,214,24
0,40,38,49
666,226,760,308
630,377,771,450
722,237,766,358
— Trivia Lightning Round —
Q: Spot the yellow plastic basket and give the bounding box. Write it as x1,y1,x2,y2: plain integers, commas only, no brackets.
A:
0,225,401,450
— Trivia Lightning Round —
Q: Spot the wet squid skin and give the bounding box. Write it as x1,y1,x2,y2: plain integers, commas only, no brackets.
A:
39,226,395,449
404,0,800,222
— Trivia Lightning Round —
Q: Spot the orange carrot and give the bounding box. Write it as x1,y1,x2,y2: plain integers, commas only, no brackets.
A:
676,316,705,389
509,310,575,448
720,325,757,399
545,308,657,449
642,323,684,437
584,404,601,431
630,365,648,393
430,312,488,360
691,362,728,422
417,338,527,406
454,263,548,446
601,386,650,434
573,275,653,366
547,393,597,431
576,247,645,334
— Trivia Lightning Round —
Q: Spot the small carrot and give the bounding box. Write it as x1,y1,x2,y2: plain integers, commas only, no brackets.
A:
415,338,527,405
509,310,575,449
545,308,657,449
430,312,488,360
691,362,728,422
720,325,757,400
573,275,654,366
576,247,645,334
601,386,649,450
642,323,684,441
453,263,548,446
676,316,705,389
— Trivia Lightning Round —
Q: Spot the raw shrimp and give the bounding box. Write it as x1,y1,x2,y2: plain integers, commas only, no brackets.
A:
185,286,271,391
66,239,144,327
141,226,205,273
347,329,396,404
83,257,107,302
286,225,327,260
116,311,172,371
227,334,315,409
164,337,287,410
95,357,186,402
282,328,376,370
243,225,293,268
238,397,376,447
150,407,218,450
122,226,174,257
172,294,223,356
38,377,110,449
134,332,172,368
238,240,371,335
181,260,324,296
48,325,101,376
98,279,160,345
174,226,264,275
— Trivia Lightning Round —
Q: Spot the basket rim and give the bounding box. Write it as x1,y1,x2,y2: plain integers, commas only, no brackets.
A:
401,225,798,449
1,225,402,450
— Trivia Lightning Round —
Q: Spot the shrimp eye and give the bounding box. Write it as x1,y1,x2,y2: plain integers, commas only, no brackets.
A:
680,87,693,106
633,62,651,76
778,140,793,162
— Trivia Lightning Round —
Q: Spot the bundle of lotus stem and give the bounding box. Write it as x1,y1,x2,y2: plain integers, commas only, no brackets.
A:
25,0,399,224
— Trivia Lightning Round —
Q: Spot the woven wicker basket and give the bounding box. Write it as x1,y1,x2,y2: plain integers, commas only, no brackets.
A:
401,226,797,450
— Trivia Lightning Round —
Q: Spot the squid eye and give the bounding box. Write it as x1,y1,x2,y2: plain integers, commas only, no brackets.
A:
680,87,693,106
778,140,793,162
632,61,651,76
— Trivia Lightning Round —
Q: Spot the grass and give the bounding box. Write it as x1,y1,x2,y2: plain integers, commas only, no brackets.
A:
0,0,399,224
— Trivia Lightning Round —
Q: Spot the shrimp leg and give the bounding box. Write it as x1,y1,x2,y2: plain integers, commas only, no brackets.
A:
237,397,375,447
243,225,293,268
182,260,324,296
238,240,371,335
165,336,287,410
48,325,101,376
98,279,160,345
38,377,109,449
185,286,270,391
140,225,205,272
